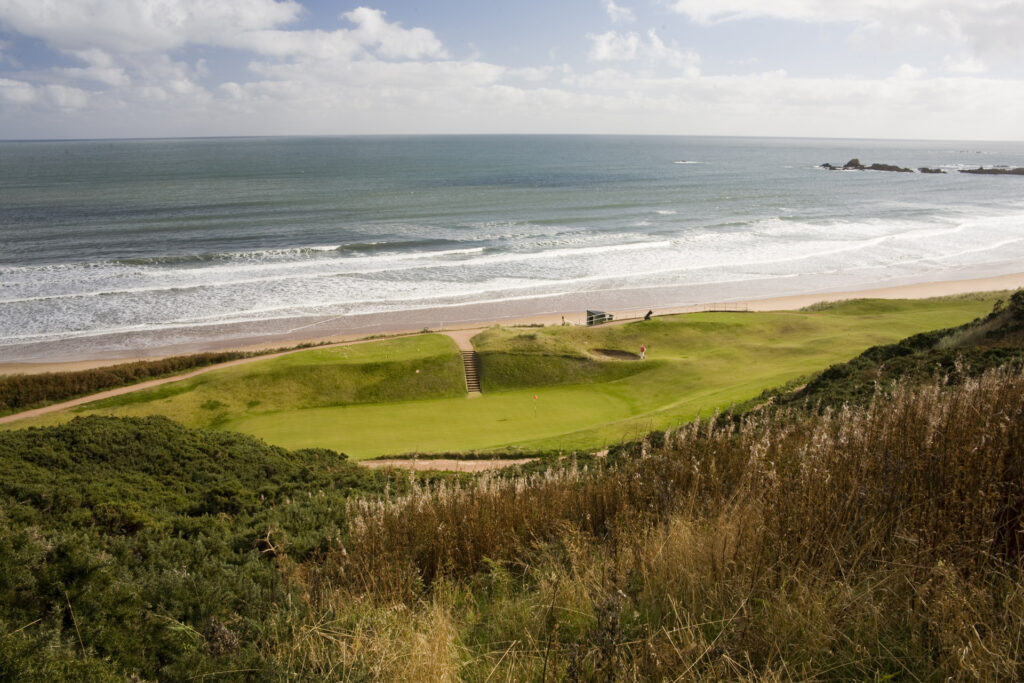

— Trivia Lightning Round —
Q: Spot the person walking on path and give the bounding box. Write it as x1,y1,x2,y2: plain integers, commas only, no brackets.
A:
640,344,646,360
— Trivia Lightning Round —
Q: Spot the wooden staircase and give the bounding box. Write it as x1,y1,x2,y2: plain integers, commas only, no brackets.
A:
461,350,481,394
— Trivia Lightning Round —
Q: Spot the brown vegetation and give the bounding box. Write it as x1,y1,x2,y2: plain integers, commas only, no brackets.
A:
273,366,1024,680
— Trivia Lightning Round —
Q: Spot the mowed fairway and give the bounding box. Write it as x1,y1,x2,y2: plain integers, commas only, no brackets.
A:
4,295,1001,458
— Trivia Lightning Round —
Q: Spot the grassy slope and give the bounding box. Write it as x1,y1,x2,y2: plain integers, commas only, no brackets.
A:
6,334,463,429
2,295,1000,458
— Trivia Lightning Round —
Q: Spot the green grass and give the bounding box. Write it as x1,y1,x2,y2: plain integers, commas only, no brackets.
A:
6,334,463,433
3,294,1002,458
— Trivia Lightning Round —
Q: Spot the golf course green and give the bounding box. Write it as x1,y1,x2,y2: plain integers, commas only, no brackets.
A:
4,295,1001,458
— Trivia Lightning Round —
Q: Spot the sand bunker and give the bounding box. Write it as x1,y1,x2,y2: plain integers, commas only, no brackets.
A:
593,348,640,360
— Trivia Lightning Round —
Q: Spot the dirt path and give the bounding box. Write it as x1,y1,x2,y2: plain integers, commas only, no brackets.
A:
359,457,535,472
442,328,483,351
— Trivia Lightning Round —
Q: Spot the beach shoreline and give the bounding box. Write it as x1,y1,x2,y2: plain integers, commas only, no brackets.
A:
2,271,1022,376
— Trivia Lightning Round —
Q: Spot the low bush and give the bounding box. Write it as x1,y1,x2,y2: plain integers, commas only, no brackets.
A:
0,416,407,680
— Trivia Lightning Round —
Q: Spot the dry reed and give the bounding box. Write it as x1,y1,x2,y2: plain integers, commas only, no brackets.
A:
275,365,1024,680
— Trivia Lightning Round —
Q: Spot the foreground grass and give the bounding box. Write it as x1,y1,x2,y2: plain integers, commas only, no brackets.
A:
2,294,1002,458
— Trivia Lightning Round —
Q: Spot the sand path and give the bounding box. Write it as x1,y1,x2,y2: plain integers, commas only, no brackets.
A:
442,328,483,351
359,457,535,472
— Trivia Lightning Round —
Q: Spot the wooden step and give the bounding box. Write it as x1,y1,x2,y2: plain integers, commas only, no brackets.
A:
461,350,481,393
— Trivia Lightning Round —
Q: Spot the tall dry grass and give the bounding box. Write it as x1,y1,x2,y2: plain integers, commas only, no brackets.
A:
274,366,1024,680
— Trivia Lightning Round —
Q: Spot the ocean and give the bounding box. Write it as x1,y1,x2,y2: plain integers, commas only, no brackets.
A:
2,135,1023,363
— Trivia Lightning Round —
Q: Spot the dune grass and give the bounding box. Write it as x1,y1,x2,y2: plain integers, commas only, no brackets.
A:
5,294,1000,459
289,366,1024,680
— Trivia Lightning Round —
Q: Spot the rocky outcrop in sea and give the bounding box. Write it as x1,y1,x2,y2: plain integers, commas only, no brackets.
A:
820,158,1024,176
819,158,913,173
959,166,1024,175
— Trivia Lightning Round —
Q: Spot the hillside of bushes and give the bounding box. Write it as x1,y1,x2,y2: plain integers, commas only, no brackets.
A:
777,289,1024,409
0,417,417,680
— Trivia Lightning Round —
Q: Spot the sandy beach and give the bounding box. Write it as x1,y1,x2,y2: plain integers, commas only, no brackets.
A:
2,271,1022,377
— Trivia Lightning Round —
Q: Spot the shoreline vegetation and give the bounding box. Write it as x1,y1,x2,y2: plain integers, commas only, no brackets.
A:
0,291,1021,679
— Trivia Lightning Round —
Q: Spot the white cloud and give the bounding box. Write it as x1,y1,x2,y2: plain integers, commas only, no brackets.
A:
666,1,1024,59
0,77,36,103
588,31,641,61
0,0,302,53
245,57,504,92
229,8,447,63
945,54,987,73
604,1,636,23
137,85,168,102
0,1,451,122
667,0,1007,25
507,66,555,82
53,65,130,87
895,63,926,79
228,29,363,61
0,1,447,63
340,7,447,60
0,1,1021,140
43,84,89,109
587,29,700,73
8,63,1024,140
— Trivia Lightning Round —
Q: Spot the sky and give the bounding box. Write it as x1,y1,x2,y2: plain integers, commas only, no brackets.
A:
1,0,1023,141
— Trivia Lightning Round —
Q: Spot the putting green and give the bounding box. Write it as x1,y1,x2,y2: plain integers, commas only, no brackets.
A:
4,295,1002,458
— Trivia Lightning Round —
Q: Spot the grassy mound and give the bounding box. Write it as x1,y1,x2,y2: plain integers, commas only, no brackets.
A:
0,351,253,416
37,334,465,431
472,325,650,390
